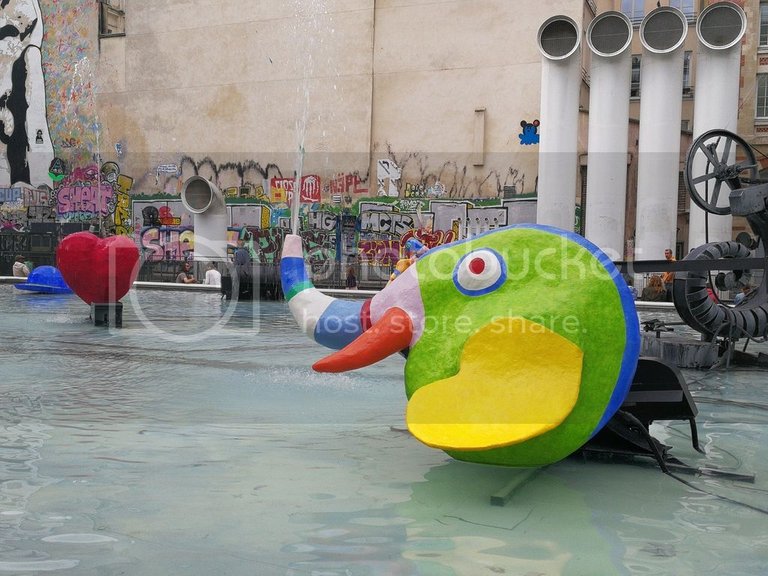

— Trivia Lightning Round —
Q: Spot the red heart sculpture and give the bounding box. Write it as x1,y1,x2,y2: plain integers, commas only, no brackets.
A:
57,232,140,305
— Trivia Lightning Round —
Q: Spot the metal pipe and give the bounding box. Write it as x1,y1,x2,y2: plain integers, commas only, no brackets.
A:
536,15,581,231
180,176,229,262
634,7,687,264
585,11,633,259
688,2,747,249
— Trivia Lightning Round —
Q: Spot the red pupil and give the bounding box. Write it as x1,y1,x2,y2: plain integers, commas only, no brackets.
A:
468,257,486,275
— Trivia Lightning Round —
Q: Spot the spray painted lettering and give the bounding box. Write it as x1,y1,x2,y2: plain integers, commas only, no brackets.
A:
270,175,321,204
330,172,368,196
359,210,415,236
56,183,115,221
0,188,22,203
140,226,195,262
307,211,337,231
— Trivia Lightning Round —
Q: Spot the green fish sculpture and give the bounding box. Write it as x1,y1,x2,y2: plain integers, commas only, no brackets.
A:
281,224,640,467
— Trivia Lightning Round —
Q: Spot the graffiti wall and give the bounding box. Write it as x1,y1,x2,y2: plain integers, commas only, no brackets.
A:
38,0,99,170
0,0,55,188
0,2,540,274
0,152,536,268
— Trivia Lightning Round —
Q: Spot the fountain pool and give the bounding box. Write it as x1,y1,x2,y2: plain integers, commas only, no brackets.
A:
0,286,766,575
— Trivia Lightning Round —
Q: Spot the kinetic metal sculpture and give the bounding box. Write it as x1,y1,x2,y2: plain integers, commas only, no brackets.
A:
674,129,768,341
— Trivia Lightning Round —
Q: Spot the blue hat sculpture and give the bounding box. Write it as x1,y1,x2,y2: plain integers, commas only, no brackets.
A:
15,266,73,295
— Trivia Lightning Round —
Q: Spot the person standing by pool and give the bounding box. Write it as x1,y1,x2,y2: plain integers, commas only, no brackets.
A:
734,284,753,305
662,248,676,301
234,239,252,280
346,266,358,290
12,255,29,277
203,262,222,287
176,261,197,284
641,274,666,301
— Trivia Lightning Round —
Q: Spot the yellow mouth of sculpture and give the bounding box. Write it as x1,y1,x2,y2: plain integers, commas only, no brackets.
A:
406,317,584,451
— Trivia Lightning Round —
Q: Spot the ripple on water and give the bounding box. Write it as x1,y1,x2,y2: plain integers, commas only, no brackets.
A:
41,533,117,544
0,560,79,572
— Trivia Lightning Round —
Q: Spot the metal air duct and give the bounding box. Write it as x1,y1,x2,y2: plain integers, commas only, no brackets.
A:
687,1,747,249
536,15,581,231
584,11,633,259
634,6,688,263
180,176,229,261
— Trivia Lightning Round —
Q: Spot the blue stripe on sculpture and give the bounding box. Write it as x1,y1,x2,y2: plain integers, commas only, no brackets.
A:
314,299,365,350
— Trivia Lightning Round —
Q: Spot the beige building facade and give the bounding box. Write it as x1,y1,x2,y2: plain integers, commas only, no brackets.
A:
0,0,764,270
96,0,571,200
96,0,757,253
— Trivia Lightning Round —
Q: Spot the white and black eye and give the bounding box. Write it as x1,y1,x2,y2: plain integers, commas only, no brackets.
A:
453,249,507,296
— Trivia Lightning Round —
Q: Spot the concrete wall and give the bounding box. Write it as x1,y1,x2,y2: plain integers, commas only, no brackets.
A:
93,0,569,200
369,0,580,198
97,0,375,192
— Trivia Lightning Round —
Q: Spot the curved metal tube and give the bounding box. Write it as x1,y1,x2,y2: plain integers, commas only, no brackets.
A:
673,241,768,339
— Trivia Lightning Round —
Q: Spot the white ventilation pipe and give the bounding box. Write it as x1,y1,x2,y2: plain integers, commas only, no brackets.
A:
634,7,687,263
584,11,633,259
180,176,229,261
536,15,581,231
688,2,747,250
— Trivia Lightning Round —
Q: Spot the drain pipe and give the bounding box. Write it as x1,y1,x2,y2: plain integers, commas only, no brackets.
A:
634,6,687,264
584,11,633,260
687,2,747,249
180,176,229,262
536,15,582,231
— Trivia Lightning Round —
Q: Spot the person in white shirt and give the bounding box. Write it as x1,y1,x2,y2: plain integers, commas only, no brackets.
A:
203,262,222,287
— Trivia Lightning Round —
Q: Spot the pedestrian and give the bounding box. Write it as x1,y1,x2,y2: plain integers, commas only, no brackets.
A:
346,266,358,290
12,255,29,277
706,282,719,303
176,261,197,284
203,262,222,287
623,274,638,300
641,274,666,302
734,285,753,305
234,239,251,280
661,248,676,301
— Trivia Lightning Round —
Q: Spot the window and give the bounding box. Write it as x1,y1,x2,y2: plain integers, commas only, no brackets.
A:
757,74,768,118
631,55,641,98
682,51,692,96
621,0,644,25
99,0,125,37
669,0,695,21
761,1,768,46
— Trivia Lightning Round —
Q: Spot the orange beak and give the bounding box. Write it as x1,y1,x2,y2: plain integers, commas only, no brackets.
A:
313,307,413,372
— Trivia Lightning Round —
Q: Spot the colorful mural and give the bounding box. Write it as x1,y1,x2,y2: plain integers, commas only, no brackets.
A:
38,0,99,169
0,150,536,269
0,0,55,187
0,2,539,278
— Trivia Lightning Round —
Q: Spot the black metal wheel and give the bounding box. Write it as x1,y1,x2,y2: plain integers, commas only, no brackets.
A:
683,129,759,216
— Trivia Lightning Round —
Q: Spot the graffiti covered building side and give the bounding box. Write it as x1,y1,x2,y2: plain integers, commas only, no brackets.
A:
0,1,541,273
